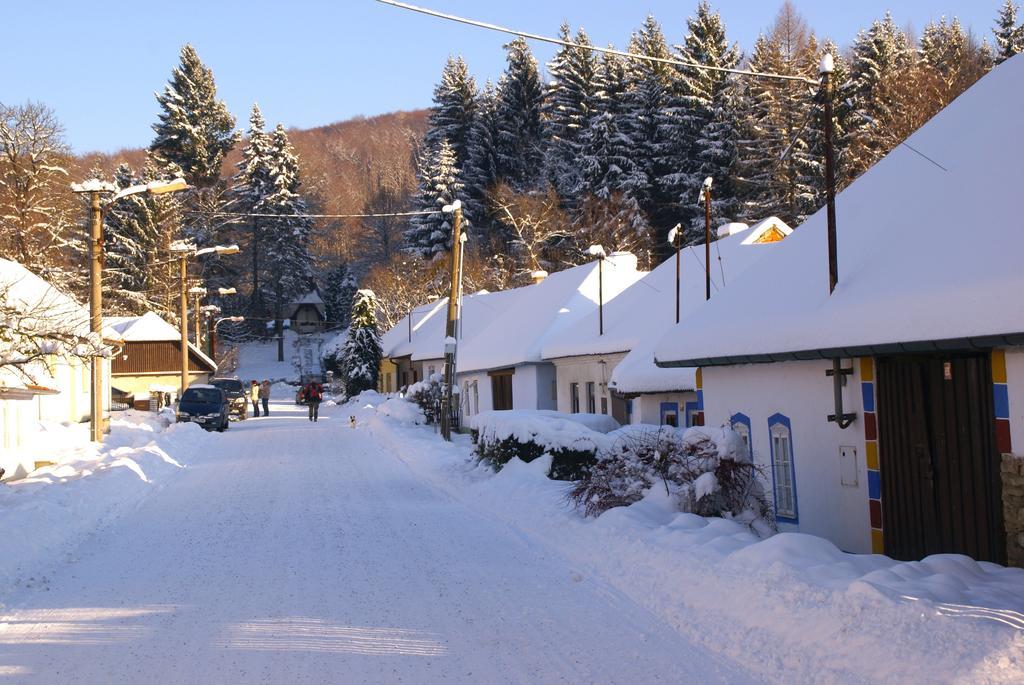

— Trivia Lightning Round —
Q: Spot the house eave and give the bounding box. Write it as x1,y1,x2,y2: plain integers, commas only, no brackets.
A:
654,333,1024,369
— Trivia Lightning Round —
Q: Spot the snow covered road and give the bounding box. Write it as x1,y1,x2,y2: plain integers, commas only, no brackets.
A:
0,399,754,683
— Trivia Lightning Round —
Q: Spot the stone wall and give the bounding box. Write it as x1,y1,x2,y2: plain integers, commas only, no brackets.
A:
1002,453,1024,567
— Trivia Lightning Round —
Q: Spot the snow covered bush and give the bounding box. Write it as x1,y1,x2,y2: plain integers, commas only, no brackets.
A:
470,411,603,480
406,374,443,424
569,425,773,528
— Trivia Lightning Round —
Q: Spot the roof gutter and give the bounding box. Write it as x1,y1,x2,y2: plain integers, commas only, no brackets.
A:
655,333,1024,369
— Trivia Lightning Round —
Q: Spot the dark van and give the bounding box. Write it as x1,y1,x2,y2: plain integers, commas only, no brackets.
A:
176,385,230,432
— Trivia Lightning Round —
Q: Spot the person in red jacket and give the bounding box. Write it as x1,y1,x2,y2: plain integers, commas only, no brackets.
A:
302,380,323,422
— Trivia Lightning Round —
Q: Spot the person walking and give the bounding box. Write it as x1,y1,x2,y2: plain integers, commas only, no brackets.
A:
303,379,323,422
249,380,261,417
259,380,271,417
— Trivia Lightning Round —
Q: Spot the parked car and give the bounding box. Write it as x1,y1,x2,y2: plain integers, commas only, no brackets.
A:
209,377,247,420
176,385,230,432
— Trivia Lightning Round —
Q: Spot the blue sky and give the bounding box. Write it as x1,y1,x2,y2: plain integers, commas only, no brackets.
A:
0,1,1003,154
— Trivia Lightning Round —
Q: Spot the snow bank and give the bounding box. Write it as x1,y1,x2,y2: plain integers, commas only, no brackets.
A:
376,397,425,425
0,411,212,598
360,406,1024,683
468,410,616,451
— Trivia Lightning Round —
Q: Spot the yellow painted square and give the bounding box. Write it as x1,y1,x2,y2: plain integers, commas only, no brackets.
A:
860,357,874,382
865,441,879,470
992,349,1007,384
871,529,885,554
695,367,703,390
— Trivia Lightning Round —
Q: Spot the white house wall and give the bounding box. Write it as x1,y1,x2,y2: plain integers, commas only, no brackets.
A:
1004,349,1024,453
551,354,625,416
633,391,698,427
701,359,871,554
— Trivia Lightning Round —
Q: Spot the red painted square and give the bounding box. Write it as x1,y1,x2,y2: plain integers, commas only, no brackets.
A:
693,412,705,427
864,412,877,441
869,499,883,529
996,419,1013,455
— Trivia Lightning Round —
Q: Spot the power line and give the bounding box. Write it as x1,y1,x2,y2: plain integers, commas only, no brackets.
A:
376,0,819,85
184,209,433,219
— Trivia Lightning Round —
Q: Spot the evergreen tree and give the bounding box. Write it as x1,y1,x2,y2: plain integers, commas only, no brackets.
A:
340,289,382,397
543,24,599,199
263,124,315,359
150,44,240,188
104,161,183,315
994,0,1024,64
622,16,675,247
494,37,545,190
233,104,275,318
669,1,742,240
844,13,913,179
405,139,464,260
424,56,478,170
462,80,500,236
321,262,358,330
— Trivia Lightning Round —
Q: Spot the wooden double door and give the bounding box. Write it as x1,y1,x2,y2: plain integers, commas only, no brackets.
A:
876,354,1006,564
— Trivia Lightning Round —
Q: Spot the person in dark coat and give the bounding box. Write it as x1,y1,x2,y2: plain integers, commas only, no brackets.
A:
259,380,271,417
303,380,323,422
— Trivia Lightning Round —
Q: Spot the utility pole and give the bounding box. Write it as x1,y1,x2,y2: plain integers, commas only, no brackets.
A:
669,224,682,324
87,189,105,443
703,177,713,301
820,53,839,294
598,255,604,335
440,200,463,441
179,254,189,397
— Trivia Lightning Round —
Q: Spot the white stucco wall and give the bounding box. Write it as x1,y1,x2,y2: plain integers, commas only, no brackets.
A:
632,391,698,426
550,353,625,416
702,359,871,554
1004,349,1024,454
457,362,557,420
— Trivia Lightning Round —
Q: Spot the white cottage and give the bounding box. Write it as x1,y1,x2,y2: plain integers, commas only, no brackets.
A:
1,259,117,479
654,55,1024,564
541,219,790,427
453,254,643,419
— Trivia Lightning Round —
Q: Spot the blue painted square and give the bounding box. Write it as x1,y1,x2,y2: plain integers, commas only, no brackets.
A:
696,389,704,410
868,469,881,500
861,383,875,413
994,384,1010,419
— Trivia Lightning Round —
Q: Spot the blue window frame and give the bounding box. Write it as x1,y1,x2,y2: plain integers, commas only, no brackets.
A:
660,401,679,427
729,412,753,459
767,413,798,523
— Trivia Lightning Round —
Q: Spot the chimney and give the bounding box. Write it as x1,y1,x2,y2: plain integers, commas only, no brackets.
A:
530,270,548,285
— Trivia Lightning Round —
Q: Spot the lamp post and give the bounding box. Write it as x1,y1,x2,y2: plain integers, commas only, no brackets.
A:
70,177,188,442
701,177,713,302
169,241,240,395
820,53,839,294
440,199,463,441
586,245,607,336
211,315,245,361
667,224,682,324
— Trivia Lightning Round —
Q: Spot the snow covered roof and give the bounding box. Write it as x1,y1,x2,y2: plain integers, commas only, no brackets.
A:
105,312,217,371
655,55,1024,368
540,225,789,393
382,289,519,363
458,254,645,373
1,258,120,342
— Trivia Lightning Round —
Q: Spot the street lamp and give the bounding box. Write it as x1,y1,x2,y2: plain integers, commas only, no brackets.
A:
211,315,245,360
587,244,606,336
667,224,682,324
168,241,240,395
70,176,188,442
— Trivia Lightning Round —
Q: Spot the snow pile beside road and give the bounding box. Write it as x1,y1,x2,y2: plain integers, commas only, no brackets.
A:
0,412,211,600
376,397,425,425
468,410,612,453
361,405,1024,683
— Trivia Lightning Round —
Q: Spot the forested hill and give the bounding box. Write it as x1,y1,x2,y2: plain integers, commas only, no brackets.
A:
77,108,428,262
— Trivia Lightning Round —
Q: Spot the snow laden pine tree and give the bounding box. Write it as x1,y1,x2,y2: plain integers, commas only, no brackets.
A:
668,1,742,241
622,16,675,244
494,37,546,190
424,56,477,172
104,161,183,316
406,139,464,260
150,44,239,189
543,24,599,201
462,80,500,238
263,124,315,359
994,0,1024,64
340,289,382,397
233,104,275,321
321,262,358,330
